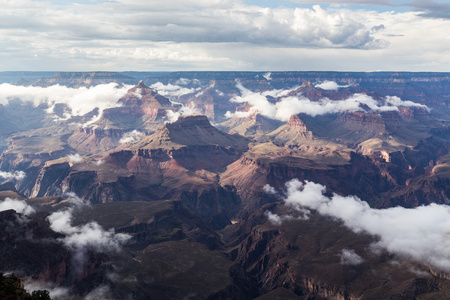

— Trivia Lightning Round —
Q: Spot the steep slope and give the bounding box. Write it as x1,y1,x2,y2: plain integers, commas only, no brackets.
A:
268,115,314,146
118,80,173,110
133,114,248,150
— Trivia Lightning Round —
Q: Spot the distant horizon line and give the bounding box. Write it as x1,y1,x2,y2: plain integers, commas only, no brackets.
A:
1,70,450,74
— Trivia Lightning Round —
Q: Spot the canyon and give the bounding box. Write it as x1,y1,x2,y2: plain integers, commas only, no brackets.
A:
1,71,450,299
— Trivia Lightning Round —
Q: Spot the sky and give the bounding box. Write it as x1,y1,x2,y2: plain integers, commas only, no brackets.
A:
1,0,449,71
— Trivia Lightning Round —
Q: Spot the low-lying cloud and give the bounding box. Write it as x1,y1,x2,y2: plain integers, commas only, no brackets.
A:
85,284,113,300
0,83,130,120
119,130,145,144
68,154,83,163
263,184,278,195
263,72,272,81
64,191,86,206
24,280,70,300
226,83,429,121
315,80,352,91
0,198,35,216
0,170,26,181
266,179,450,273
166,105,201,123
340,249,364,266
47,208,130,252
151,82,201,98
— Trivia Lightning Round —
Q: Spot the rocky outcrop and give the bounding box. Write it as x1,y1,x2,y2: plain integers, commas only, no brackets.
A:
68,127,127,155
119,80,173,109
30,161,71,198
268,115,314,147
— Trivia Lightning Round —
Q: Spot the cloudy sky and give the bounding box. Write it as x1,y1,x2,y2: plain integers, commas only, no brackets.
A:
1,0,449,71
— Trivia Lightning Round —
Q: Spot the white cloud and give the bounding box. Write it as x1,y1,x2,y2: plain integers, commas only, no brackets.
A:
0,1,448,71
31,3,377,48
0,198,35,216
151,82,201,98
0,83,130,120
24,280,70,300
263,184,277,195
264,210,299,226
175,78,191,85
263,72,272,81
64,191,86,206
166,104,201,123
289,0,395,5
340,249,364,266
269,179,450,274
47,208,130,252
68,154,83,163
119,130,145,144
226,83,428,121
290,5,382,49
0,170,26,181
315,80,351,91
0,0,450,72
265,211,283,225
85,285,113,300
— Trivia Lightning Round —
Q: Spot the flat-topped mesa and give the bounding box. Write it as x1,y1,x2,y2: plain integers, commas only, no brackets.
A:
165,114,211,131
119,80,172,109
